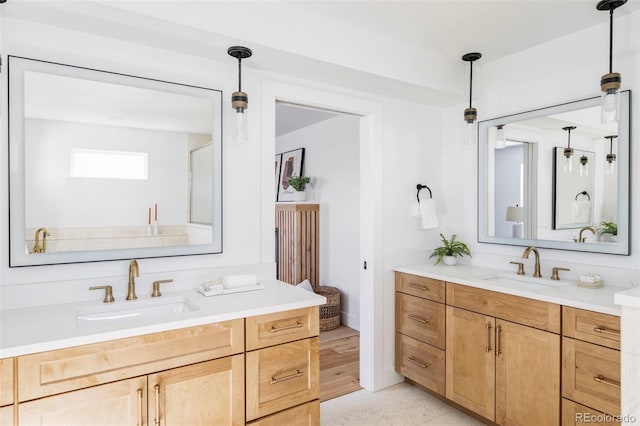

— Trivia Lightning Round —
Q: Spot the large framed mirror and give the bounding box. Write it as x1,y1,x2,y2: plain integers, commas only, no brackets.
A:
8,56,223,266
478,91,630,255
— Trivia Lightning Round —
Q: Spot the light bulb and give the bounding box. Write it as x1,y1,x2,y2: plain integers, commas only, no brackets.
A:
232,108,247,142
601,89,619,124
465,121,476,145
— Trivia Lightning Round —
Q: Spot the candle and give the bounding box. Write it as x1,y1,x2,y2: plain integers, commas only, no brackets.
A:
148,208,151,225
154,203,158,221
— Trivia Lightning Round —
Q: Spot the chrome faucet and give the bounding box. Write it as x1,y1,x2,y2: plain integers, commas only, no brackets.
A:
33,227,51,253
126,259,139,300
522,246,542,278
578,226,597,243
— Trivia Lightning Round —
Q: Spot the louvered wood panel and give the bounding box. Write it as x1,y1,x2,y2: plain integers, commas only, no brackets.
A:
275,203,319,287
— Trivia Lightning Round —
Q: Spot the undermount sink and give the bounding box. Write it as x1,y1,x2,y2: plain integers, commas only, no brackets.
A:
76,295,199,327
477,272,569,289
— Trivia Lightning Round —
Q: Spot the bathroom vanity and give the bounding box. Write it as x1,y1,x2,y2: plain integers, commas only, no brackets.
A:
394,264,622,426
0,281,324,425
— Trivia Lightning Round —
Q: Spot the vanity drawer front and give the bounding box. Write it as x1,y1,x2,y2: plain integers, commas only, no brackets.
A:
247,400,320,426
446,282,561,333
562,398,620,426
0,358,14,406
563,307,620,350
562,337,620,416
395,333,445,395
246,307,319,351
18,319,244,402
246,337,319,421
396,293,445,349
395,272,445,303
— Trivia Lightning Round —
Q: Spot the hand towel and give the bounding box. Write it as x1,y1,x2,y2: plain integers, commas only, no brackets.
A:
222,274,258,289
419,198,439,229
410,201,420,218
571,199,592,224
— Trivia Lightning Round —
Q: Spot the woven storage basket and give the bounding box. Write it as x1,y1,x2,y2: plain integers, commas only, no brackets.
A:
314,286,341,331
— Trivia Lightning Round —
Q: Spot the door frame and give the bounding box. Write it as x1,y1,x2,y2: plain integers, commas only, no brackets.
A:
261,81,384,391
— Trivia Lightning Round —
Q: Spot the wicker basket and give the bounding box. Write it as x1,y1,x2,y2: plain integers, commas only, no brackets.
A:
314,286,341,331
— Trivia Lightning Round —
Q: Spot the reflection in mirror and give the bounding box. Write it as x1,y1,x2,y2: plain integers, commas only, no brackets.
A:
478,91,630,255
9,56,223,266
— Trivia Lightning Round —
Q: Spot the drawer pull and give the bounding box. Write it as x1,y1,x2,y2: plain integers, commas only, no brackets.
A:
407,356,428,368
407,314,429,324
270,370,304,385
154,384,160,426
486,323,492,353
408,283,428,291
593,326,620,337
136,389,143,426
593,375,620,388
270,321,304,333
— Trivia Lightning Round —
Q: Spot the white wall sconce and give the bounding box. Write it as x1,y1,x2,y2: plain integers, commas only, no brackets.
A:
605,134,617,175
227,46,252,142
462,52,481,144
597,0,626,124
562,126,576,173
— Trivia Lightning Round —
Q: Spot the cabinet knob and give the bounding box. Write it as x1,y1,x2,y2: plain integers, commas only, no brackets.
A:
89,285,115,303
151,279,173,297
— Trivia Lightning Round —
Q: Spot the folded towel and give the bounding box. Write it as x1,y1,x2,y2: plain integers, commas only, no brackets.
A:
419,199,439,229
571,199,592,224
410,201,420,218
222,274,258,289
296,279,314,292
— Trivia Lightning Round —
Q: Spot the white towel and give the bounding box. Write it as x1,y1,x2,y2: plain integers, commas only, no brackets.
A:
296,279,314,292
571,199,592,224
222,274,258,289
410,201,420,218
419,199,439,229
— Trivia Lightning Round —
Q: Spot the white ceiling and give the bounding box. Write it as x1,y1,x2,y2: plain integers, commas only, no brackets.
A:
276,103,340,137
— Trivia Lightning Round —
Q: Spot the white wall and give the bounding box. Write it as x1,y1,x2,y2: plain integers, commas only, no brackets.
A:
441,10,640,287
276,113,361,329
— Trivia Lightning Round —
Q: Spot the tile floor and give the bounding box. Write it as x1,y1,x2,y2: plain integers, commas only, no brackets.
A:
320,382,485,425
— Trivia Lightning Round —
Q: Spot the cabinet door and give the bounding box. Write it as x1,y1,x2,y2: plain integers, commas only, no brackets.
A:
445,306,495,421
247,400,320,426
0,358,13,406
495,320,560,426
148,355,244,426
19,376,146,426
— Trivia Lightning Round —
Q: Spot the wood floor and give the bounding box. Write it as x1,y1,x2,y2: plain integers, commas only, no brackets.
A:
319,325,361,402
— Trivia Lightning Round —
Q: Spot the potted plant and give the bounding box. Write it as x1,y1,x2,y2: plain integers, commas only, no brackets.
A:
597,221,617,242
286,175,311,201
430,233,472,265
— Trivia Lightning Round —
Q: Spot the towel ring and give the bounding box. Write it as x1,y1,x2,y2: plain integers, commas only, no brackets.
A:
575,191,590,201
416,184,432,202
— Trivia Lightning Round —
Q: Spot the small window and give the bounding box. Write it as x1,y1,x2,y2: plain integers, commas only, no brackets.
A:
70,148,148,180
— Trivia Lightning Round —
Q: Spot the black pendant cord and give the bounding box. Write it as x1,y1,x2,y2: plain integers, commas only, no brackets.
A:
469,60,473,108
567,129,571,149
237,58,242,92
609,9,614,73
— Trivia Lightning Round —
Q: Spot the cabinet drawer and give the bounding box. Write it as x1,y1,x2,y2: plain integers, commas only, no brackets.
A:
396,293,445,349
562,398,620,426
395,272,445,303
395,333,445,395
18,319,244,402
246,307,319,351
0,358,13,406
563,307,620,350
562,337,620,416
247,400,320,426
446,282,561,333
246,337,319,420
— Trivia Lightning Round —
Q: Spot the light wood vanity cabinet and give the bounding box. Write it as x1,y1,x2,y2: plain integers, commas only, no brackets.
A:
245,307,320,424
394,272,446,396
1,358,14,425
562,307,621,424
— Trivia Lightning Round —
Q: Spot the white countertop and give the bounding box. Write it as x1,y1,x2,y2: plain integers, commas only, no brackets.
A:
394,263,627,316
0,280,325,358
614,286,640,309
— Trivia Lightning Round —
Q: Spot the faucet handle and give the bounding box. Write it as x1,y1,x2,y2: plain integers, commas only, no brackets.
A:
89,285,115,303
151,279,173,298
551,267,570,281
509,261,525,275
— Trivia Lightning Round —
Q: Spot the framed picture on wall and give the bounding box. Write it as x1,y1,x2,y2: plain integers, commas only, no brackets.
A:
277,148,305,202
275,153,282,199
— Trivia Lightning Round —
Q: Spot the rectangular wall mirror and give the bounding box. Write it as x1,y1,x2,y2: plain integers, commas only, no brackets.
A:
8,56,223,266
478,91,630,255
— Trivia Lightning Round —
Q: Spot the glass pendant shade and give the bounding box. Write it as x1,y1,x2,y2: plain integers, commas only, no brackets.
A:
601,85,620,124
562,126,576,174
232,102,248,142
462,52,481,144
605,134,617,175
495,125,506,148
597,0,627,124
466,120,476,145
564,154,573,174
227,46,252,143
580,154,588,177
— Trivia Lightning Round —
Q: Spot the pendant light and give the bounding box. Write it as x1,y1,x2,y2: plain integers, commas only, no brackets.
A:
462,52,482,144
227,46,252,142
605,134,617,175
579,152,589,177
597,0,626,124
562,126,576,173
495,125,506,149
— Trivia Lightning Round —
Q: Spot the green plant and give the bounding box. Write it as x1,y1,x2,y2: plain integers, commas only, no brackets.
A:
597,221,617,236
286,175,311,191
429,233,472,265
